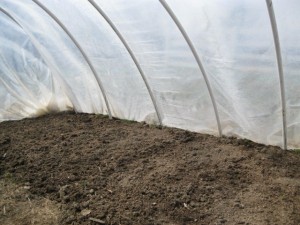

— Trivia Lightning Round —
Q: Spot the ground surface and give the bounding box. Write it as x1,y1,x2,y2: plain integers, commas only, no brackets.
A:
0,112,299,225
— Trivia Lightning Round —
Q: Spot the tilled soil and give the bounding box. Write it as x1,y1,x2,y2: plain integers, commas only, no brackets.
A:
0,112,300,225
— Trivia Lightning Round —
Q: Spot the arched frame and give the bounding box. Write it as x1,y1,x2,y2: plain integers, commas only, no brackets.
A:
32,0,113,119
159,0,222,137
265,0,287,150
88,0,163,126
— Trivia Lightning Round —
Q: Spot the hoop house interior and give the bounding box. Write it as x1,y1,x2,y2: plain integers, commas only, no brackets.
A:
0,0,299,149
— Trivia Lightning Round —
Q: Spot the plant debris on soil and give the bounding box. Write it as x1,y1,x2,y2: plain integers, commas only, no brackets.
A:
0,112,300,225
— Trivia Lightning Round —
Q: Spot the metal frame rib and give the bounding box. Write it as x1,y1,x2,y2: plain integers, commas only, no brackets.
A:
0,8,21,27
88,0,163,126
32,0,113,119
159,0,222,136
265,0,287,150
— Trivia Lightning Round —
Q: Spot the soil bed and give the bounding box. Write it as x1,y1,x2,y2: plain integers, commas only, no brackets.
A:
0,112,300,225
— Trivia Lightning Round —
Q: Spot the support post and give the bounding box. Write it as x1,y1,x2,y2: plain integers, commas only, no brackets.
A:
266,0,287,150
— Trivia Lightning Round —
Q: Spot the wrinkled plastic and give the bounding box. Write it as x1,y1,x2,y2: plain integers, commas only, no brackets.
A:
0,0,299,149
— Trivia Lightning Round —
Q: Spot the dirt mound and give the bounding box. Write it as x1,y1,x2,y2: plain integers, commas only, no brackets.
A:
0,112,300,225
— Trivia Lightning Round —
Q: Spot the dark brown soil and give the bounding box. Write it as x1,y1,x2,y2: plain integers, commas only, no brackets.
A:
0,112,300,225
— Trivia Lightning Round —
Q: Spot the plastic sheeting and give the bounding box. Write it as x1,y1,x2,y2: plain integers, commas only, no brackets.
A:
0,0,299,149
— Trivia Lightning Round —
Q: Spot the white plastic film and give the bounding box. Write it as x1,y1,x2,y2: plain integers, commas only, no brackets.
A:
1,0,105,115
96,0,218,134
166,0,283,147
0,0,299,149
0,12,71,121
34,0,157,122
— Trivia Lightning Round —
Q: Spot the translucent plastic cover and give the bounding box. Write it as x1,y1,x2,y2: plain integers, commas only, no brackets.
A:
0,0,299,149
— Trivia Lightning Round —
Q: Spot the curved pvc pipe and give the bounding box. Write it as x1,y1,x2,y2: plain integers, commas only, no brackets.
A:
32,0,113,119
88,0,163,126
159,0,222,136
0,7,82,112
265,0,287,150
0,7,21,27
